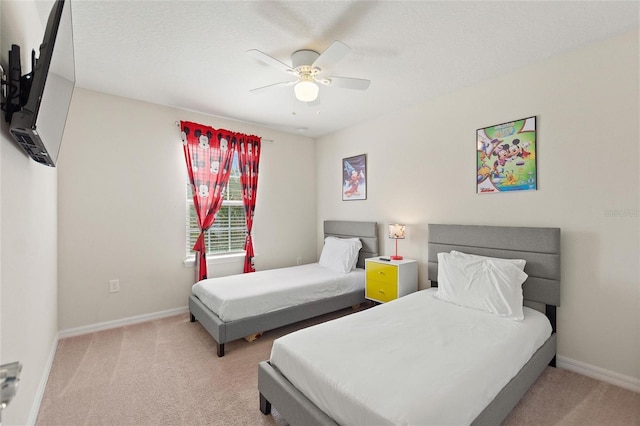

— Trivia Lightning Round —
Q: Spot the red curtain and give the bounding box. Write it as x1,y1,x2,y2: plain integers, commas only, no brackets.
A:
237,135,261,273
180,121,237,281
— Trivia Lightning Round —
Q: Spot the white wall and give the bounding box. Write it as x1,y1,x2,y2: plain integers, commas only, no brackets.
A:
317,31,639,382
57,88,317,330
1,1,59,425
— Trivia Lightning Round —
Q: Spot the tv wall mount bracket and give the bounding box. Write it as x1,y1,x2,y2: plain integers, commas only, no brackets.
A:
1,45,36,123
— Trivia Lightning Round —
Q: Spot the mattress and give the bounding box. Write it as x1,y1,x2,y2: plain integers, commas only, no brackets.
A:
191,263,365,322
270,288,552,426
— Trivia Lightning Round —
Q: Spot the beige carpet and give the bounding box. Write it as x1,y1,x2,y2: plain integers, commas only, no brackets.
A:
37,310,639,426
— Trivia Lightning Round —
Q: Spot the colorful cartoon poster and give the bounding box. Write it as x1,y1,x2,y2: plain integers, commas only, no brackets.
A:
342,154,367,200
477,116,537,194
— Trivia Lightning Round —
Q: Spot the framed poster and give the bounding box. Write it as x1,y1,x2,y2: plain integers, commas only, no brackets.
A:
477,116,537,194
342,154,367,200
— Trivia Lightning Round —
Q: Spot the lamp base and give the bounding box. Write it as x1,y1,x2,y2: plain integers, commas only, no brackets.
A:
390,255,403,260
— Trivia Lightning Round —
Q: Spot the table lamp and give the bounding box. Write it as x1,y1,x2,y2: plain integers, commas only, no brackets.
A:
388,224,406,260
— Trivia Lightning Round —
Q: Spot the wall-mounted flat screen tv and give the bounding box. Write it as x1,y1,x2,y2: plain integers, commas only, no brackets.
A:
6,0,75,167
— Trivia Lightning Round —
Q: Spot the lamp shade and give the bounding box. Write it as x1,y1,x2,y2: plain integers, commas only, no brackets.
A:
388,224,406,239
294,80,319,102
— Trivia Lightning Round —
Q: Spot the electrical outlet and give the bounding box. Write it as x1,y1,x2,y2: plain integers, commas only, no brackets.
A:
109,279,120,293
296,257,302,265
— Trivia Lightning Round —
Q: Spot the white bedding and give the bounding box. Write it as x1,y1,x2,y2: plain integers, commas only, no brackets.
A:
270,288,552,426
192,263,365,322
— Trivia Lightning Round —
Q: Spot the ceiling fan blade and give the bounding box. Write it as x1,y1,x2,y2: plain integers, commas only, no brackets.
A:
246,49,295,74
250,80,296,93
312,41,350,70
322,76,371,90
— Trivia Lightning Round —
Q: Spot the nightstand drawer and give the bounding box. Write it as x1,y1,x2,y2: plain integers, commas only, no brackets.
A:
366,279,398,303
366,262,397,285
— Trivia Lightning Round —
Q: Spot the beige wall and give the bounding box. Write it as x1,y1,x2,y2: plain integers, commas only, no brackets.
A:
1,1,59,425
57,88,317,330
317,31,639,382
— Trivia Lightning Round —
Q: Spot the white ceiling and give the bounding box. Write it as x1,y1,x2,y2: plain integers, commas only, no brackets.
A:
62,0,638,138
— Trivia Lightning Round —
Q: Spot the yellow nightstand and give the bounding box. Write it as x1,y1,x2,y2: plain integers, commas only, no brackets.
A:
365,257,418,303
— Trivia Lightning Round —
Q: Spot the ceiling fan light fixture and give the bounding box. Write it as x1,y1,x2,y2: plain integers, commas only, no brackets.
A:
294,80,319,102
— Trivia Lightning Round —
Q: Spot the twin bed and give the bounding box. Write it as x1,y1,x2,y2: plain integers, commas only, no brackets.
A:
189,220,378,357
258,223,561,425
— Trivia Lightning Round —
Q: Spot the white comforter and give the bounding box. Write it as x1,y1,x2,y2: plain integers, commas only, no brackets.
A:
192,263,365,322
270,288,552,426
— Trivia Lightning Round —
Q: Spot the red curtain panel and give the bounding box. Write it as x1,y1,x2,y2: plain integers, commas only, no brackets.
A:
237,135,261,273
180,121,237,281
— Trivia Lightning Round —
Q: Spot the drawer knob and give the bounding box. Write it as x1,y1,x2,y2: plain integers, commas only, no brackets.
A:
378,290,385,294
378,271,384,275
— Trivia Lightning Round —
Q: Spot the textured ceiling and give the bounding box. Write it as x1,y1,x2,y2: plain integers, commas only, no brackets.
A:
62,0,638,137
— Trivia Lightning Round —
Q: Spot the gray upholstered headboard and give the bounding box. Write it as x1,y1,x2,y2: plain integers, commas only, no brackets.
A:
428,224,561,309
324,220,378,269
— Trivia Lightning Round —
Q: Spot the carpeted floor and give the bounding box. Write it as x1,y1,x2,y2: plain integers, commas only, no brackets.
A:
37,310,639,425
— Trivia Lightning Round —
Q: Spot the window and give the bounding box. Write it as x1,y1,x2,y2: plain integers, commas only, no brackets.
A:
186,152,246,257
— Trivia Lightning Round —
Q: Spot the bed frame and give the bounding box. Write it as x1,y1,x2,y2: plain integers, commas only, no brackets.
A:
258,223,561,425
189,220,378,357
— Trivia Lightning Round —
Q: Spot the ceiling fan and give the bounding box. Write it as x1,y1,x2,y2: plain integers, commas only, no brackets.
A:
247,40,370,103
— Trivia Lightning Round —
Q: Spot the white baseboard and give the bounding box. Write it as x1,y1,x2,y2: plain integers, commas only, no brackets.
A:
27,334,59,426
58,306,189,339
557,355,640,393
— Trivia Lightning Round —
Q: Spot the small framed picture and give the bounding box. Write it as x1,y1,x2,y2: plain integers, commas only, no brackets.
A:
477,116,537,194
342,154,367,200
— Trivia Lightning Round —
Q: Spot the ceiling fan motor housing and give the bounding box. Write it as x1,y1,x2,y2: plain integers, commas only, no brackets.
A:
292,50,321,71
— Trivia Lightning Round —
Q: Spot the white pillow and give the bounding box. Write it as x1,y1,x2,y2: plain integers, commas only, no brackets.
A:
318,237,362,274
449,250,526,271
435,252,528,320
336,237,364,271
